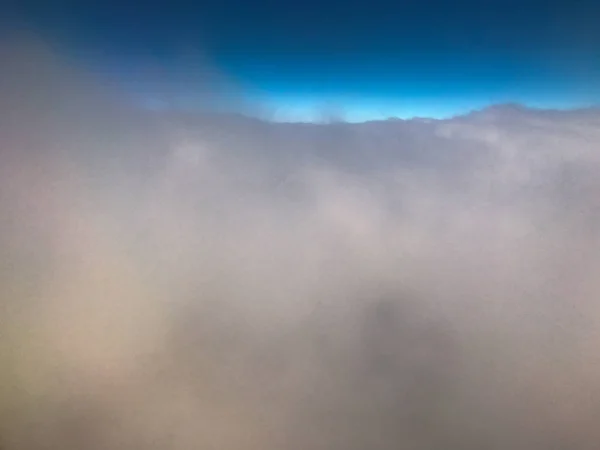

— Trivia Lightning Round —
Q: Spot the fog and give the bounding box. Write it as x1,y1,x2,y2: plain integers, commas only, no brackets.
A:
3,35,600,449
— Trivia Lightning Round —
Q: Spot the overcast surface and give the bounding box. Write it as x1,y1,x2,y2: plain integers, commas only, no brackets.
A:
3,37,600,450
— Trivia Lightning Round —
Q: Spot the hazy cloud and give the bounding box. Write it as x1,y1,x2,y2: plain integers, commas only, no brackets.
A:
3,35,600,450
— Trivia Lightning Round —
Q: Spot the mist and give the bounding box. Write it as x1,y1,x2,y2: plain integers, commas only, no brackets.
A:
3,34,600,450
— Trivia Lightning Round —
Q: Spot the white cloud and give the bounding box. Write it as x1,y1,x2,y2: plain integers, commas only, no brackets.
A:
4,36,600,450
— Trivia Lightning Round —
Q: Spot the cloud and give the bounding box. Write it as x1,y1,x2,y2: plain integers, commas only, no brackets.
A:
3,34,600,450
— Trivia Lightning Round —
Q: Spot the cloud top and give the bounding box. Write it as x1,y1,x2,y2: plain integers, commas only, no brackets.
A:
3,35,600,450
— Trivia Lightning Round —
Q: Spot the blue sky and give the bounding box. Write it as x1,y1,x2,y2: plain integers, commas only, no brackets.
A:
6,0,600,121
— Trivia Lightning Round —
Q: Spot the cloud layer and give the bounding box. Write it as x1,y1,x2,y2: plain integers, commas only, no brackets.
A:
3,36,600,450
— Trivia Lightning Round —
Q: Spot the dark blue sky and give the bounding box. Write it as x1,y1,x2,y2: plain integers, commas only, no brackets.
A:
5,0,600,121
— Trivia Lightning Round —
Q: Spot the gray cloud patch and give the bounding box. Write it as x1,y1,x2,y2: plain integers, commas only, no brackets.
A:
3,36,600,450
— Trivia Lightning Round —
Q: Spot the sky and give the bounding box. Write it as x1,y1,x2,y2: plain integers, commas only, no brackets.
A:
4,0,600,120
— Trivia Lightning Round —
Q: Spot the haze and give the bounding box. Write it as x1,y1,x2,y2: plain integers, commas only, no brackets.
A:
3,28,600,449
